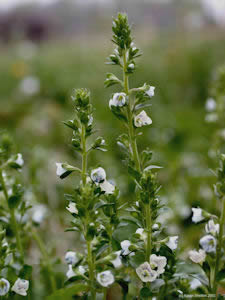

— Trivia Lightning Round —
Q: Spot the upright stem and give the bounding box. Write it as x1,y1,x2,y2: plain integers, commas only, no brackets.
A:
81,124,87,186
213,196,225,296
87,240,96,300
0,169,24,260
122,50,141,172
145,203,152,260
32,229,56,292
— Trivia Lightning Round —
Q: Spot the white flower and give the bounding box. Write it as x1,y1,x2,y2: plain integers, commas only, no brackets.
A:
136,262,158,282
189,249,206,264
166,236,178,250
192,208,204,223
134,110,152,127
100,180,115,194
150,254,167,275
111,251,122,269
136,228,147,241
66,202,78,214
128,63,134,69
200,235,217,253
190,278,202,290
32,204,47,224
205,98,216,112
152,223,159,231
91,167,106,183
15,153,24,167
109,92,126,108
12,278,29,296
77,265,85,275
205,220,219,235
121,240,132,256
145,86,155,98
66,265,75,279
97,270,114,287
65,251,80,265
0,278,10,296
56,163,67,177
19,76,40,96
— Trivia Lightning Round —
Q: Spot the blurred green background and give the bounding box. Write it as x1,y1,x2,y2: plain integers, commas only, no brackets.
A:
0,0,225,297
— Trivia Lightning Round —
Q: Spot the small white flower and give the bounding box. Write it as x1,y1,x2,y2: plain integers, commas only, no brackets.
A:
0,278,10,296
12,278,29,296
205,98,216,112
152,223,159,231
100,180,115,194
190,278,202,290
145,86,155,98
128,63,134,69
136,228,147,241
134,110,152,127
91,167,106,183
189,249,206,264
136,262,158,282
19,76,40,96
121,240,132,256
111,251,122,269
15,153,24,167
66,202,78,214
166,236,178,250
56,163,67,177
66,265,75,279
150,254,167,275
97,270,114,287
65,251,80,266
192,208,204,223
200,234,217,253
32,204,47,224
109,92,126,108
77,265,85,275
205,220,219,235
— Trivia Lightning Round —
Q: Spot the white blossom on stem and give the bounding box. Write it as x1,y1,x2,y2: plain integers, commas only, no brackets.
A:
97,270,114,287
189,249,206,264
134,110,152,127
12,278,29,296
136,262,158,282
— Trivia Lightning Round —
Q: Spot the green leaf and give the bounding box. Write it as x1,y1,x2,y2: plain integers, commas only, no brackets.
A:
47,284,88,300
140,287,152,298
8,195,21,209
113,222,138,242
216,268,225,282
19,265,33,279
128,165,141,181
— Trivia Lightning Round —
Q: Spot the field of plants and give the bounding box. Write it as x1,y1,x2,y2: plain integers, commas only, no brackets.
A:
0,8,225,300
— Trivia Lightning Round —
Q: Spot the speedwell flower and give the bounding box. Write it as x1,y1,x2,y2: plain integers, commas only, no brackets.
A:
65,251,81,265
134,110,152,127
136,262,158,282
199,234,217,253
111,251,122,269
31,204,48,224
145,86,155,98
0,278,10,296
166,236,178,250
205,98,216,112
56,163,67,178
99,180,115,194
192,208,204,223
109,92,126,108
189,249,206,264
97,270,115,287
12,278,29,296
91,167,106,183
205,219,219,235
150,254,167,275
15,153,24,167
66,202,78,214
66,265,75,279
121,240,132,256
136,228,147,241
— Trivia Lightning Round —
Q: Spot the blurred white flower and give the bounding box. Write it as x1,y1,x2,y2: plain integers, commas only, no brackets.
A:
56,163,67,177
109,92,126,108
136,262,157,282
12,278,29,296
32,204,48,224
200,235,217,253
91,167,106,183
77,265,85,275
15,153,24,167
189,249,206,264
19,76,40,96
66,202,78,214
97,270,114,287
145,86,155,98
128,63,134,69
0,278,10,296
100,180,115,194
205,220,219,235
150,254,167,275
136,228,147,241
121,240,132,256
190,278,202,290
192,208,204,223
205,98,216,112
166,236,178,250
66,265,75,279
134,110,152,127
111,251,122,269
65,251,80,266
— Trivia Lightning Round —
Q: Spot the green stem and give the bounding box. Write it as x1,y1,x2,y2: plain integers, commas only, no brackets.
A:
122,50,140,172
0,169,24,260
31,229,56,292
213,196,225,296
87,240,96,299
81,124,87,185
145,204,152,260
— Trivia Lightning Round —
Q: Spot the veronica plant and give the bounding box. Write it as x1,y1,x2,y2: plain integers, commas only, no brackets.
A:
54,88,122,299
105,13,181,298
